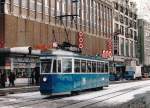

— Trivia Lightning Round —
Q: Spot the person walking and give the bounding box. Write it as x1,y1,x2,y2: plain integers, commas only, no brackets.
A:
1,70,7,88
9,72,16,87
31,70,35,85
35,67,40,85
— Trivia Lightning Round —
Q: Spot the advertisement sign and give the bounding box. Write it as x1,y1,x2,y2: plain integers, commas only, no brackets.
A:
78,32,84,49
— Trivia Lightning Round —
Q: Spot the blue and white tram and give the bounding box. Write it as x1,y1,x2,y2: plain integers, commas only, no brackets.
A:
40,49,109,95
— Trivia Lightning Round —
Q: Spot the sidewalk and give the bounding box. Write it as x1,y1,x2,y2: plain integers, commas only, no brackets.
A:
0,85,39,95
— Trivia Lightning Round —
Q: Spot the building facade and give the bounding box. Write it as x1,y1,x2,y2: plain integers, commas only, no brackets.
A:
0,0,113,56
0,0,114,84
112,0,138,66
138,19,150,66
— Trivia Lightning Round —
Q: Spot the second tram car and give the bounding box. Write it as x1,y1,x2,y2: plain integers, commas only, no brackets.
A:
40,49,109,95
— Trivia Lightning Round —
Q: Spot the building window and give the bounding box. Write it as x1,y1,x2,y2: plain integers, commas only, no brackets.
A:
120,14,124,23
129,11,132,18
114,2,118,10
125,17,128,25
120,5,124,13
22,0,28,8
134,14,137,20
115,23,119,32
125,8,128,15
30,0,35,11
120,25,124,35
130,41,133,57
37,1,42,13
0,0,5,13
13,0,19,6
126,40,129,56
120,38,124,56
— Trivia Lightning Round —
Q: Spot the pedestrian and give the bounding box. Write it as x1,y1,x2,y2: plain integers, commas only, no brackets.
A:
35,67,40,85
0,71,1,87
31,69,35,85
1,70,7,88
8,71,16,87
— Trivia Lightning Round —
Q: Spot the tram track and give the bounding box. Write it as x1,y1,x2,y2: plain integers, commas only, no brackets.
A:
57,83,150,108
1,82,150,108
0,94,65,108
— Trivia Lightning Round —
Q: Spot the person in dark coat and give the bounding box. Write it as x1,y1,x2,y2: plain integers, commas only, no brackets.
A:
35,67,40,85
8,72,16,87
1,70,7,88
31,70,35,85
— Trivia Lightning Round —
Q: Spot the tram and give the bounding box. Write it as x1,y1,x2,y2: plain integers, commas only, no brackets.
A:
40,49,109,95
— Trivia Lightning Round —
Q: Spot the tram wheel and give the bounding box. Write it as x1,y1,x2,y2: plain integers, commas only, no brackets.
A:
71,91,79,96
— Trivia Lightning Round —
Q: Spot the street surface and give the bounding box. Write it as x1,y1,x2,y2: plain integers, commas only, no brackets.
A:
0,80,150,108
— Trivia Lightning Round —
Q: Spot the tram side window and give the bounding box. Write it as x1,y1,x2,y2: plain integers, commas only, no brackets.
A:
81,60,86,73
52,59,57,73
97,62,101,73
62,59,72,73
74,59,80,73
87,61,92,73
41,60,52,73
57,60,61,73
92,61,96,73
101,62,105,73
105,63,108,73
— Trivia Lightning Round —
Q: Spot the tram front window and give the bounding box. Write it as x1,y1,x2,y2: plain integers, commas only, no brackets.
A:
62,59,72,73
41,60,52,73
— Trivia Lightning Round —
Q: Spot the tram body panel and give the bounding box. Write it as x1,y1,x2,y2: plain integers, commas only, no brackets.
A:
40,73,109,94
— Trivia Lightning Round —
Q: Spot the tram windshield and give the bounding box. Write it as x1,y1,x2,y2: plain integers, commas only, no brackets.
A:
41,59,52,73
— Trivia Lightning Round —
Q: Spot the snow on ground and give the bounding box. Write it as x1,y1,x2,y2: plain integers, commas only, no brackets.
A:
64,80,150,101
3,80,150,107
105,86,150,104
61,80,150,107
8,92,46,99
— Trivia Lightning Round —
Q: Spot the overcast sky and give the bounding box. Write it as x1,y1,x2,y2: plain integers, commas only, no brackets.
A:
131,0,150,21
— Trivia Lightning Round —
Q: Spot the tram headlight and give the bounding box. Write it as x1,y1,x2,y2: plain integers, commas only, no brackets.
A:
43,77,47,82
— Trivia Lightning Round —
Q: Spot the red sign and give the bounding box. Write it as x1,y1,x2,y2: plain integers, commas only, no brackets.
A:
78,32,84,49
52,42,58,48
0,40,4,48
101,50,112,58
34,43,52,51
106,39,112,51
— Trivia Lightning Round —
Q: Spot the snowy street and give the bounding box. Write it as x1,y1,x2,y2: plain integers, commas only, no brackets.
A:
1,80,150,108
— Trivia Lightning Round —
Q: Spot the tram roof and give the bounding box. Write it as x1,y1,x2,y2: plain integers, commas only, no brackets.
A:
40,49,108,62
